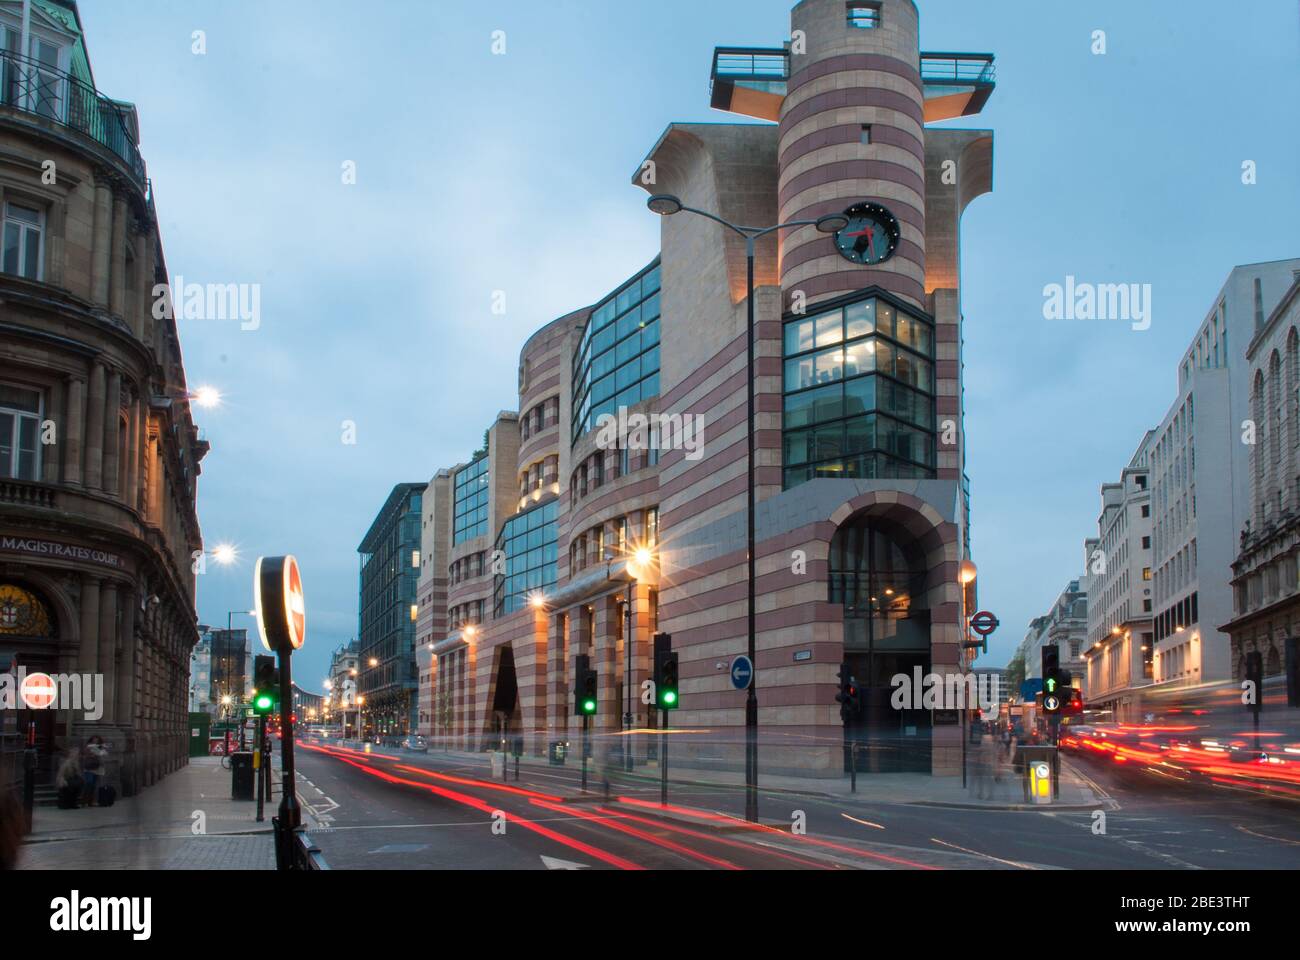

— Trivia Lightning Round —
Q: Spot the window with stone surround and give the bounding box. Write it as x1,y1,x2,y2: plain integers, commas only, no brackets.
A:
847,3,881,29
0,382,41,480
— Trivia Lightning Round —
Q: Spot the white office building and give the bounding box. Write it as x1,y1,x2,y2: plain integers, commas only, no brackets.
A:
1149,259,1300,685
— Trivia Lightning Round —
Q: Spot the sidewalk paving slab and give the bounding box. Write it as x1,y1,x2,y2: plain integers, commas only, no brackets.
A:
19,757,277,870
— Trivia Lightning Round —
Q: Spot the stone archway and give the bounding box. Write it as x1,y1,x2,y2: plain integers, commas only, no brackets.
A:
827,490,964,775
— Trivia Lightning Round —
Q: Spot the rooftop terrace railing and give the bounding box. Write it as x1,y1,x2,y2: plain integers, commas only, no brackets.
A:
0,49,146,186
919,52,996,85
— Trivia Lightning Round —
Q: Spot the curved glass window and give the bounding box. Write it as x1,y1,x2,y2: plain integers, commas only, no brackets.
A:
572,259,661,441
782,294,936,488
493,499,558,616
453,456,489,545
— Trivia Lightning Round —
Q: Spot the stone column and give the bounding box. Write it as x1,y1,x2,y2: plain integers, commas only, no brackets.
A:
117,589,137,727
124,391,140,506
547,613,568,746
136,401,150,514
103,369,122,498
90,177,113,307
41,378,63,485
78,575,101,676
64,376,85,486
594,597,620,735
84,362,106,491
109,193,128,318
630,582,655,758
97,582,118,726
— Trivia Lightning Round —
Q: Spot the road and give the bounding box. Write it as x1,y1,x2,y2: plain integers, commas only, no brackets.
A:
289,740,1300,870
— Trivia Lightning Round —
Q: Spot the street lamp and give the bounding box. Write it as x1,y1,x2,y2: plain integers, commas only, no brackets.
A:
647,194,846,822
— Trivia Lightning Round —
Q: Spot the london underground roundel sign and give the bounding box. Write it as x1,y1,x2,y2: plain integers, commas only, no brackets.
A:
254,555,306,653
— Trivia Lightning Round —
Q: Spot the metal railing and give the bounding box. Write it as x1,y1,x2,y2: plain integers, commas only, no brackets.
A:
0,50,146,185
920,53,996,85
711,46,790,82
272,816,329,870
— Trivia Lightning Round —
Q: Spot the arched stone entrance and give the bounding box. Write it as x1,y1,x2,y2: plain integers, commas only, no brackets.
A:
828,491,964,775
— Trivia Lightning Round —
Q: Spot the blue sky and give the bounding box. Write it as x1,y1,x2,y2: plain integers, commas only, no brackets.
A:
75,0,1300,686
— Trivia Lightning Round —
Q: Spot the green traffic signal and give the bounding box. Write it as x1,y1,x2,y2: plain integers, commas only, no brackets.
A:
662,690,677,706
1045,677,1057,693
582,698,596,715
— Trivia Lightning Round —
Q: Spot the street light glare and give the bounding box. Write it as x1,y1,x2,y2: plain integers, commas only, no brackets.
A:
212,543,238,566
193,385,222,408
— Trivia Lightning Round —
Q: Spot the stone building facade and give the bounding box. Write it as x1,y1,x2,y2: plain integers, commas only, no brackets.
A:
0,0,205,796
1224,270,1300,689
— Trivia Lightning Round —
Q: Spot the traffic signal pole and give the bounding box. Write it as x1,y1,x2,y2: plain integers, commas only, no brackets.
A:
255,714,266,823
581,714,589,793
660,710,668,806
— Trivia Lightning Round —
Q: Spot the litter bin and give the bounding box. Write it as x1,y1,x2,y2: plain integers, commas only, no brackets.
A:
1015,744,1057,804
548,740,567,765
230,751,255,800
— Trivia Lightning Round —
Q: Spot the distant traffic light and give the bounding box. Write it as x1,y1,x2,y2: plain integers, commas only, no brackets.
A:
1245,651,1264,714
253,656,278,715
574,655,598,716
1043,664,1070,715
653,632,679,710
835,662,860,723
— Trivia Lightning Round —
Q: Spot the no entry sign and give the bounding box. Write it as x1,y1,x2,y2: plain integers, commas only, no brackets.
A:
255,555,306,653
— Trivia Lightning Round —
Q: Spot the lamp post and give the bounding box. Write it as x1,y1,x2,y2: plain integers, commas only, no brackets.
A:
646,195,847,822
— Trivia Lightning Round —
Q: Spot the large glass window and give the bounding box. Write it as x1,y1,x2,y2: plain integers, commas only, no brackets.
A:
0,383,40,481
494,499,558,617
453,456,489,545
782,294,936,488
572,259,662,440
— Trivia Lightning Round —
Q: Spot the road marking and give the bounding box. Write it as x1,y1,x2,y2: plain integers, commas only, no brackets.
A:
1234,823,1300,847
841,814,885,830
541,855,590,870
930,837,1037,869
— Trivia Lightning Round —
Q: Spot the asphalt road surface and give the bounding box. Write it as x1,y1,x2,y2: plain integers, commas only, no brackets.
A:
289,740,1300,870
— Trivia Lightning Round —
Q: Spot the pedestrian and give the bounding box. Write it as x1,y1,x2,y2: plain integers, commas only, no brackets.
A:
973,733,993,800
80,736,107,807
55,749,82,810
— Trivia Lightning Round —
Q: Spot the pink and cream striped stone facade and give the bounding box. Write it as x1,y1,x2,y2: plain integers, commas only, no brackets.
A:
415,0,993,777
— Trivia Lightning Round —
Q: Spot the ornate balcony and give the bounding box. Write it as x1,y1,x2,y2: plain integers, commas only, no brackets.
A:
0,477,57,510
0,49,146,186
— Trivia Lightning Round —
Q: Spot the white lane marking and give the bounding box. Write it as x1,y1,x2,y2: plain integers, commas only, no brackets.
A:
541,855,590,870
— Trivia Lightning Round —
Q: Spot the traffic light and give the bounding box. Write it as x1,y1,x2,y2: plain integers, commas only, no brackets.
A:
653,632,679,710
1043,666,1071,715
253,656,278,715
1245,651,1263,714
574,654,598,717
835,662,861,723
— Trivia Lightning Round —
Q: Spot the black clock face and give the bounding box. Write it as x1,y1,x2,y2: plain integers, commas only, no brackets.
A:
834,202,901,265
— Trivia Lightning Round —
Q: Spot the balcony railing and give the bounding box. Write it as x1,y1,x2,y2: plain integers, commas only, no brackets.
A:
0,477,57,510
712,46,790,84
920,53,996,85
0,50,146,186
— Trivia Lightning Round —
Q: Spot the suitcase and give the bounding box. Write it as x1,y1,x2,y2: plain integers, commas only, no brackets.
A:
96,784,117,807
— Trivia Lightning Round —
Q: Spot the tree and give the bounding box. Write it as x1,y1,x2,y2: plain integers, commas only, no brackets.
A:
1006,653,1026,693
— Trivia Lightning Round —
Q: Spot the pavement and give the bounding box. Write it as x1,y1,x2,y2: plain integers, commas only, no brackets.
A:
16,756,281,870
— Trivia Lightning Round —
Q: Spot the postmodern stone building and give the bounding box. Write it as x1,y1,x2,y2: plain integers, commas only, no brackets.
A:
0,0,205,796
1224,269,1300,688
412,0,996,777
